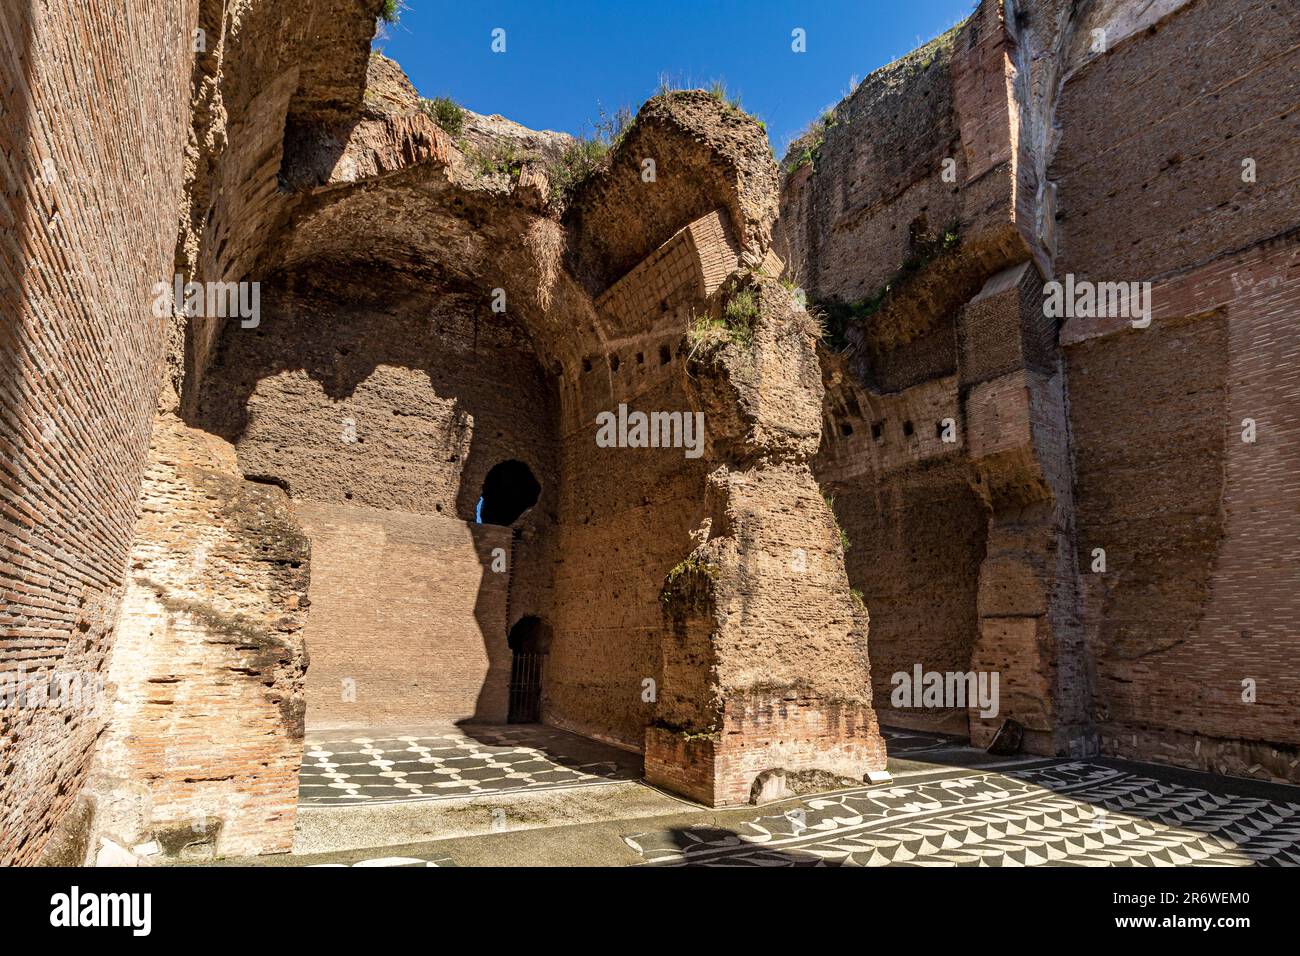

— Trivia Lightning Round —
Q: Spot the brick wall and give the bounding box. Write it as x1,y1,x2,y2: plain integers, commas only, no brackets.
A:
647,692,886,807
546,213,734,747
786,0,1298,780
1051,0,1298,284
85,416,309,861
0,0,196,864
1065,237,1300,779
170,0,381,413
1046,0,1300,779
832,466,986,735
297,502,512,728
195,280,557,730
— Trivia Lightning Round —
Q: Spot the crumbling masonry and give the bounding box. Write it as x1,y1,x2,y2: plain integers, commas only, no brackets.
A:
2,0,1297,863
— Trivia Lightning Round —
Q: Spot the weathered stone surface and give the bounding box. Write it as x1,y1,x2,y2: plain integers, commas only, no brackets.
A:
83,415,310,859
788,0,1299,779
4,0,1299,864
459,109,575,168
567,91,780,294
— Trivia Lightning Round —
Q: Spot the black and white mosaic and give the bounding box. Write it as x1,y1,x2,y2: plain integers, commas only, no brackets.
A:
299,725,641,805
307,856,456,867
625,761,1300,867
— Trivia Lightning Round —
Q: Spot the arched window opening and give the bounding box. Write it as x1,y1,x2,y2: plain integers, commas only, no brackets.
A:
476,459,540,526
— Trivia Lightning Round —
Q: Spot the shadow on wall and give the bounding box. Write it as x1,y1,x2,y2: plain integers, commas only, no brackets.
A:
193,267,559,525
503,614,548,724
468,468,544,726
200,272,562,732
818,461,987,742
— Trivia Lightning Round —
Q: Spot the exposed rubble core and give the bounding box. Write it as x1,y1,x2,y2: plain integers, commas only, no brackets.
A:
2,0,1297,864
85,417,310,861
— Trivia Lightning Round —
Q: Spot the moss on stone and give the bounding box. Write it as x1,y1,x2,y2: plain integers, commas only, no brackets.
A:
662,554,719,603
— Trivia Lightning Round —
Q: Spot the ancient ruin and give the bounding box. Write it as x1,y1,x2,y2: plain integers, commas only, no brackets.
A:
1,0,1297,869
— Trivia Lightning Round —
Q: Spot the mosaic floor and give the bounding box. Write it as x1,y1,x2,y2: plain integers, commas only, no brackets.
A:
307,856,456,867
285,723,1300,867
625,760,1300,867
299,724,642,806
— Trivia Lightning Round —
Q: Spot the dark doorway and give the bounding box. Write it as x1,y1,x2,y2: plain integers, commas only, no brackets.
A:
477,459,541,526
507,616,547,723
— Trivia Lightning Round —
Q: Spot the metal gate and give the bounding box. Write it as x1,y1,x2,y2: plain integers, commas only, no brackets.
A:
508,651,543,723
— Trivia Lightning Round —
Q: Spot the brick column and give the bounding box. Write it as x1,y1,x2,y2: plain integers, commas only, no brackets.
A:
959,263,1094,755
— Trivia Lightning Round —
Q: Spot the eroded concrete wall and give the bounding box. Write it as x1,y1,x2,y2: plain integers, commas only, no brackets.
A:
545,213,735,748
194,274,560,730
196,277,559,522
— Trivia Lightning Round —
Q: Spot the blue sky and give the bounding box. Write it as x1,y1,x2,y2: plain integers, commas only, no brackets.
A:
374,0,976,155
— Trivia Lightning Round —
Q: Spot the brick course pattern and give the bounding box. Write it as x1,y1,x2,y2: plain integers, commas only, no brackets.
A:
1066,237,1300,780
5,0,1300,863
789,0,1300,781
0,0,196,864
83,416,310,860
296,502,511,728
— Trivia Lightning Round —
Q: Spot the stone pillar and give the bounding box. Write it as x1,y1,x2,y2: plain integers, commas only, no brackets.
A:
645,279,886,805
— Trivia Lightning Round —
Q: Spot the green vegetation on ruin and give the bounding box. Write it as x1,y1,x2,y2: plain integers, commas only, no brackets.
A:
780,21,965,181
419,96,465,137
547,103,634,206
782,108,838,178
688,286,759,354
706,79,746,115
663,554,719,592
654,75,766,136
547,80,766,207
661,554,719,615
819,223,960,352
460,139,527,179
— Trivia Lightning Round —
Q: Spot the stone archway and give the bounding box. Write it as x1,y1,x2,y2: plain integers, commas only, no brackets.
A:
478,460,542,526
78,52,890,861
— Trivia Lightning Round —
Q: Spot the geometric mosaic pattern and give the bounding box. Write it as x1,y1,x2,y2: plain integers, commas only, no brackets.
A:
307,855,457,867
881,727,973,759
299,725,641,806
625,761,1300,867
